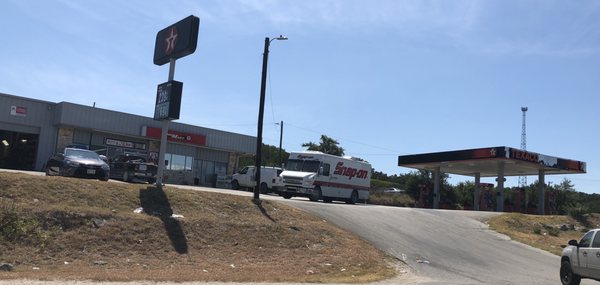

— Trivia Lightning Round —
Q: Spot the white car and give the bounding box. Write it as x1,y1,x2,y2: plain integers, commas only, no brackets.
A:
383,187,404,194
231,166,283,194
560,228,600,285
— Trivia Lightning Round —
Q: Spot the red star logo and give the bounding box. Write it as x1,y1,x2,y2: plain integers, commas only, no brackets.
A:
165,26,178,55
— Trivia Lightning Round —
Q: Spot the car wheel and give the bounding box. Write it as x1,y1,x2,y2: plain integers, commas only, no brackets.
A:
282,193,292,199
231,180,240,190
46,166,59,176
560,260,581,285
123,171,132,182
346,190,359,204
309,186,322,202
147,178,156,184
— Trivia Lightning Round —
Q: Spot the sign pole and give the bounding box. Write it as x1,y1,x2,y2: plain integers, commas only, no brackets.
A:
152,15,198,188
156,58,176,188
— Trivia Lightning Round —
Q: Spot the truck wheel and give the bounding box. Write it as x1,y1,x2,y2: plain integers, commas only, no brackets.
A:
123,171,132,182
309,186,322,202
560,260,581,285
259,183,269,194
282,193,292,199
346,190,358,204
231,180,240,190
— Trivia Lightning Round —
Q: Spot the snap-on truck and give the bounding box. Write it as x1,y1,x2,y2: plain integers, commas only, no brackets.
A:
279,151,371,204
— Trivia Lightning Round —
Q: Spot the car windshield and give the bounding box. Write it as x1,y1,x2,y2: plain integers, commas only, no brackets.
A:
286,159,321,173
65,149,100,160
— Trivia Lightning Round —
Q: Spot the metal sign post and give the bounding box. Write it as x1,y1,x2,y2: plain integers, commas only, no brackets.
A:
153,15,199,189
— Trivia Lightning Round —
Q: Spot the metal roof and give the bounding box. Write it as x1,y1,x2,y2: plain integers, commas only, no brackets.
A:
398,146,586,177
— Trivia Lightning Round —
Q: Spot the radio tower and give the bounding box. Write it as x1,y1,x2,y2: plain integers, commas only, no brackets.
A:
519,107,528,187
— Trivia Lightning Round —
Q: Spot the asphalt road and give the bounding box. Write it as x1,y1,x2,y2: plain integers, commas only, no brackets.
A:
171,184,598,285
1,170,596,284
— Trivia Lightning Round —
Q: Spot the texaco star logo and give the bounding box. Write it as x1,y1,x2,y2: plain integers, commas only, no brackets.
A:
490,148,497,157
164,26,178,55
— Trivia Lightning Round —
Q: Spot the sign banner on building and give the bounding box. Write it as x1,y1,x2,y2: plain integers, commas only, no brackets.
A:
141,126,206,146
105,138,147,150
10,106,27,117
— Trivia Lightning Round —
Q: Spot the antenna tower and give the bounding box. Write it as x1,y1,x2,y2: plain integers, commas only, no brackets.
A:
519,107,528,187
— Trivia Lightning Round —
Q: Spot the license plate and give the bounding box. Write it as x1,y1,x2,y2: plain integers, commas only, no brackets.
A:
87,169,96,175
139,165,147,171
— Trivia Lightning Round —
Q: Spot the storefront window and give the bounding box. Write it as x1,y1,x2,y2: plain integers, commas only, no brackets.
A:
170,154,186,171
185,157,192,171
165,153,193,171
215,162,227,176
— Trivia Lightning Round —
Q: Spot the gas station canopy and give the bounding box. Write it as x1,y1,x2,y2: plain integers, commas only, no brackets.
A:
398,146,586,177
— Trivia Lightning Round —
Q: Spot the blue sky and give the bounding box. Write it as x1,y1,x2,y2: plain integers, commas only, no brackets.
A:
1,1,599,194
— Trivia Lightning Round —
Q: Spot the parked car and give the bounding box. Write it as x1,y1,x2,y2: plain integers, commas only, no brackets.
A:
45,147,110,181
383,187,405,194
109,154,157,184
560,228,600,285
231,166,283,194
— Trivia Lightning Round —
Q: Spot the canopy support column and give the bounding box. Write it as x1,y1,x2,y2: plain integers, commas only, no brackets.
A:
474,173,481,211
433,167,440,209
538,170,546,215
496,161,505,212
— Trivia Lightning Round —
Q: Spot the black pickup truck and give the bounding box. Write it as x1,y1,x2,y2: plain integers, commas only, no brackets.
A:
109,154,157,184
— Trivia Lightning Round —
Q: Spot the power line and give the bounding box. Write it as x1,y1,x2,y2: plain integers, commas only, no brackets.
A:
284,122,403,154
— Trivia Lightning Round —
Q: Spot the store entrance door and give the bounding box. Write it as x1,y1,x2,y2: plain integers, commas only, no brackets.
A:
0,130,39,170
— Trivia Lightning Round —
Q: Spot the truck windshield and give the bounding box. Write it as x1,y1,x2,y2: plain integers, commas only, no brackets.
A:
286,159,321,173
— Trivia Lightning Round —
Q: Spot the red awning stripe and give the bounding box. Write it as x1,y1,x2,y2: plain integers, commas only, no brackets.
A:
314,181,369,191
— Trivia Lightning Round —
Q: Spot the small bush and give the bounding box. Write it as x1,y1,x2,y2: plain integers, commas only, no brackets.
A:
533,226,542,235
0,198,52,247
548,227,560,237
567,206,590,227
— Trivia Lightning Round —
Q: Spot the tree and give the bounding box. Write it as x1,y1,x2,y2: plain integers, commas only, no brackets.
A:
556,178,575,192
237,144,289,171
302,135,345,156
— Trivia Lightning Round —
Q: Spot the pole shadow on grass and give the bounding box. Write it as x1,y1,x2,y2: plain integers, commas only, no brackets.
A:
254,199,276,223
139,186,188,254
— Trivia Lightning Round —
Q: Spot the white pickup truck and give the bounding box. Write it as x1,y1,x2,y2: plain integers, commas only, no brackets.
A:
560,228,600,285
231,166,283,194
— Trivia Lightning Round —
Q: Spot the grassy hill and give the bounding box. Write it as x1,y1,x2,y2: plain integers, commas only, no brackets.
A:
0,172,396,283
488,212,600,256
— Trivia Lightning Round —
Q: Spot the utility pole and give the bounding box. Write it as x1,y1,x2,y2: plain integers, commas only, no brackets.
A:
277,121,283,167
253,36,287,203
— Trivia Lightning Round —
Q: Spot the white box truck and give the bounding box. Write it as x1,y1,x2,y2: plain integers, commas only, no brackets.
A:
231,166,283,194
279,151,371,204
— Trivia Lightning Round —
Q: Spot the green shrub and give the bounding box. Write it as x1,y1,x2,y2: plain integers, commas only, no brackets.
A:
548,227,560,237
533,226,542,235
0,198,52,247
567,206,590,227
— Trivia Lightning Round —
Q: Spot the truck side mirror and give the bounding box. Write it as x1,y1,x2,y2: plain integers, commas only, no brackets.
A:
568,240,578,247
318,166,323,176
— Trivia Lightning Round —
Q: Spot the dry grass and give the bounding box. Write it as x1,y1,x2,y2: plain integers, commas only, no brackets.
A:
0,172,397,283
368,193,415,208
487,212,600,256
